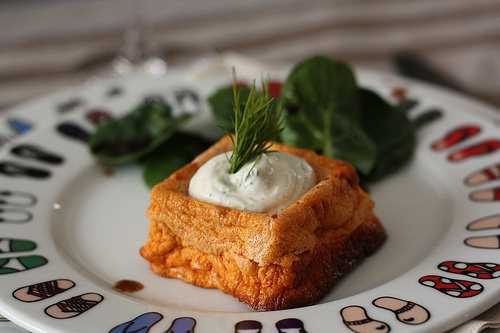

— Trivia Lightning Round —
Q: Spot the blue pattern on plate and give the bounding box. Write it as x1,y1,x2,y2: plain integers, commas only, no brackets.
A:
109,312,163,333
7,118,33,135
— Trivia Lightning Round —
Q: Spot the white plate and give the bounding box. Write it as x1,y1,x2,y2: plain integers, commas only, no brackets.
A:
0,60,500,333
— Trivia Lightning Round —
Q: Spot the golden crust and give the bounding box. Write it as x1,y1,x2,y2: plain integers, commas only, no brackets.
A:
141,136,386,310
141,215,385,311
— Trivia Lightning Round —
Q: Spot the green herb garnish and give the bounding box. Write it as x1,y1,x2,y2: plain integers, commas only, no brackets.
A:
227,80,283,174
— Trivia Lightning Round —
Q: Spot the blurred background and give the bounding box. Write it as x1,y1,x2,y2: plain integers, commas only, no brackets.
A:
1,0,500,110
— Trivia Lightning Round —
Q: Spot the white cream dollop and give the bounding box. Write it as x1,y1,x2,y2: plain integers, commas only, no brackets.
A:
188,151,316,213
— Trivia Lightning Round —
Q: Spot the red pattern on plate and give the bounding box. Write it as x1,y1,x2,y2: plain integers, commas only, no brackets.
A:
267,81,283,98
464,163,500,186
431,125,480,151
438,261,500,279
469,187,500,202
448,139,500,162
86,110,113,126
418,275,483,298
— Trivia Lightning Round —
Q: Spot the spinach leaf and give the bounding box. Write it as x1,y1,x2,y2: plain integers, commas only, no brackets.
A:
89,98,190,166
281,56,377,174
208,85,250,132
142,133,212,188
282,55,361,123
359,88,416,181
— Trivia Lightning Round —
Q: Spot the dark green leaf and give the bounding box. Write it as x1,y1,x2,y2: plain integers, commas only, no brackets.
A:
280,110,322,151
282,55,361,124
281,55,377,174
328,112,378,174
89,98,190,166
208,85,250,132
142,133,212,188
398,98,419,113
359,88,416,181
411,108,443,129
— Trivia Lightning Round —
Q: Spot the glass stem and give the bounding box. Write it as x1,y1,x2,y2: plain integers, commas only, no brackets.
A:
122,1,150,64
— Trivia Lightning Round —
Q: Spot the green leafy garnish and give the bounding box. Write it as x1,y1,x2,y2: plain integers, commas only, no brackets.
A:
142,133,211,188
89,98,190,166
358,88,416,181
282,55,362,122
279,55,441,180
207,56,442,182
281,56,377,175
227,81,283,174
87,54,442,189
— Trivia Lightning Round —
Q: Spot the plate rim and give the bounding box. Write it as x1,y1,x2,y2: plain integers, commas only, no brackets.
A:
0,65,499,333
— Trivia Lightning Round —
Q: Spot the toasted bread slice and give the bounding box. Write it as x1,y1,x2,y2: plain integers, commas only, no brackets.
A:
141,136,386,310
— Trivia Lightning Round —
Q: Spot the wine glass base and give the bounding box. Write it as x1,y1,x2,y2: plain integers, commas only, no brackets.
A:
112,56,168,76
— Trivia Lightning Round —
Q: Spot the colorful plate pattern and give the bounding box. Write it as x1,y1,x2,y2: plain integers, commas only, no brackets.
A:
0,62,499,333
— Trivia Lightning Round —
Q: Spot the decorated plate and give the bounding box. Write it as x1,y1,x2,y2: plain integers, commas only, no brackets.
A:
0,58,500,333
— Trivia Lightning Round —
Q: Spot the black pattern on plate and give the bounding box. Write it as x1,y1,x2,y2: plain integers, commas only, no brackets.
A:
106,86,123,98
235,320,262,333
57,98,84,113
56,122,90,143
13,279,76,302
11,144,64,165
0,190,36,207
45,293,103,319
0,161,51,179
175,89,201,114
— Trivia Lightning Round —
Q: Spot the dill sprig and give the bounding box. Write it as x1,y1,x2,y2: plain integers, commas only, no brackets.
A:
228,78,283,174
